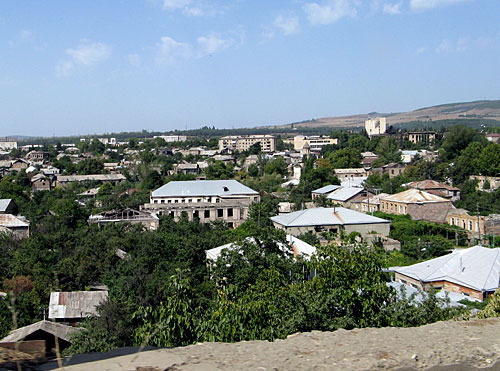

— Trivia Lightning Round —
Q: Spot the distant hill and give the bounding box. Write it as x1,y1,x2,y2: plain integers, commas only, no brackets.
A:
275,100,500,130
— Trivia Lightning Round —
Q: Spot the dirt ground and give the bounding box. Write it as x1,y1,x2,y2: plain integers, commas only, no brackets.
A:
64,318,500,370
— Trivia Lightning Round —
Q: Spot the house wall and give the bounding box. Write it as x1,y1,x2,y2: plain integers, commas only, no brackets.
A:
447,212,485,235
143,199,255,228
343,223,390,237
273,222,390,238
32,179,51,192
395,273,485,301
380,200,452,223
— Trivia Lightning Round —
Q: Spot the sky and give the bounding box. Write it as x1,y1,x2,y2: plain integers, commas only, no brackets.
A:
1,0,499,137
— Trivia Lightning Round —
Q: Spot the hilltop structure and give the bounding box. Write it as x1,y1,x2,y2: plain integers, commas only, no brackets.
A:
365,117,386,137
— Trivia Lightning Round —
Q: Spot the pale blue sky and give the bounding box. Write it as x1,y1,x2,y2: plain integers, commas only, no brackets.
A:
0,0,499,136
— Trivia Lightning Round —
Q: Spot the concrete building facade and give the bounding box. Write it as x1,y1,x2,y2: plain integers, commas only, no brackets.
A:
293,136,338,151
142,180,260,228
365,118,387,137
219,135,276,153
405,131,437,145
0,138,18,151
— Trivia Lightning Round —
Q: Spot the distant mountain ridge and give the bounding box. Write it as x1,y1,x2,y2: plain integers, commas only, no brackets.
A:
277,99,500,129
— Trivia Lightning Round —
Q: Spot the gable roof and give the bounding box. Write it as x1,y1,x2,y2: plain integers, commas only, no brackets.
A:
327,187,365,202
381,188,451,204
408,179,460,192
312,184,341,195
392,246,500,292
1,320,81,343
0,214,30,228
270,207,390,227
151,180,258,198
0,199,14,213
206,234,316,261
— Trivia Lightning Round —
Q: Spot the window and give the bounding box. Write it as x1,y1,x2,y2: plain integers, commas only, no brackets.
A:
217,209,224,218
451,217,455,225
161,200,165,203
174,200,178,203
469,221,473,230
168,200,171,203
204,210,210,218
154,200,158,204
228,208,233,217
400,279,407,284
193,210,199,218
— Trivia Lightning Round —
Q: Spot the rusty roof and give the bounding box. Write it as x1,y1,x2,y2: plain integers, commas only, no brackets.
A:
381,188,451,204
48,291,108,319
0,214,30,228
408,179,460,191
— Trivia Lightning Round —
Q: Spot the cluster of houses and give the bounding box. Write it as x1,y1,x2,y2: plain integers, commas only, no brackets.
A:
3,129,500,363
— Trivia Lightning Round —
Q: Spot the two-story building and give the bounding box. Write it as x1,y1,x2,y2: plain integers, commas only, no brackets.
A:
380,188,454,223
142,180,260,228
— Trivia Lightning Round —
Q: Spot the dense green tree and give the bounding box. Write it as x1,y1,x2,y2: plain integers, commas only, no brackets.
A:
375,137,402,164
205,161,234,180
440,125,486,161
264,157,288,176
325,148,362,168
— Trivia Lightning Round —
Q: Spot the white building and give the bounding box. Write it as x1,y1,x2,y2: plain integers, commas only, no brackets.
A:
154,135,187,143
365,117,387,137
0,138,18,151
219,135,276,153
97,137,116,146
142,180,260,228
293,135,338,151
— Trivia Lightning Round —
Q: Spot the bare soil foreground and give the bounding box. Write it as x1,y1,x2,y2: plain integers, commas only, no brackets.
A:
66,318,500,371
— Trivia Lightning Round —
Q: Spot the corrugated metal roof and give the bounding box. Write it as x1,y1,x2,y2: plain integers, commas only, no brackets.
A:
408,179,460,191
56,174,126,182
270,207,390,227
1,320,82,343
0,199,13,213
334,168,367,174
152,180,258,198
381,188,450,204
0,214,29,228
206,235,316,261
48,291,108,319
327,187,365,202
392,246,500,292
351,193,390,205
312,184,341,194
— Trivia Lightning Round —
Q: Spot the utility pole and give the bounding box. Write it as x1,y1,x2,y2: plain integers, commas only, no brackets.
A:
477,203,482,245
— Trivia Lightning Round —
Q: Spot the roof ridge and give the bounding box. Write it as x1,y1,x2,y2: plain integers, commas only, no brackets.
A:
481,247,499,291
